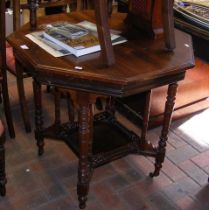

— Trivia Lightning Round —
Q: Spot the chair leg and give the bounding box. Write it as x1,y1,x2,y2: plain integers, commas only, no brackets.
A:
94,0,115,66
46,85,51,93
33,80,44,156
1,76,15,138
162,0,176,50
54,87,61,125
66,92,75,122
0,86,2,104
15,60,31,133
0,121,6,196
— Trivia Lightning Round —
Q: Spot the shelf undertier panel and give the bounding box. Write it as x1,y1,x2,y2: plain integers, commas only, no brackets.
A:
43,113,158,167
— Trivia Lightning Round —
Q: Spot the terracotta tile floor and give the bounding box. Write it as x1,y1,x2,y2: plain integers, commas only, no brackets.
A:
1,72,209,210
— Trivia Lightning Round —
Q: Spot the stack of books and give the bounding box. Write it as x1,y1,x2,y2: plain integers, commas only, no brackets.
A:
26,21,127,57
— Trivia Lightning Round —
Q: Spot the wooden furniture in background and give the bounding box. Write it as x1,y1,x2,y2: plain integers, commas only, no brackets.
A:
0,0,10,196
0,119,6,196
0,0,15,138
126,0,176,50
116,1,209,127
6,0,76,133
7,8,194,209
72,0,176,66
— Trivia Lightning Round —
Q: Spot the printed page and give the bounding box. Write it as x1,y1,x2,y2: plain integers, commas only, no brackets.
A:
26,31,71,57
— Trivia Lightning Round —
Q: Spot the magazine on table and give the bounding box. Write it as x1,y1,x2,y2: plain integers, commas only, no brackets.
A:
26,31,72,57
42,20,127,57
26,21,127,57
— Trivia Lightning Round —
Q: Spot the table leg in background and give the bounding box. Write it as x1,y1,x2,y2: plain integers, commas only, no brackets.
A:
150,82,178,177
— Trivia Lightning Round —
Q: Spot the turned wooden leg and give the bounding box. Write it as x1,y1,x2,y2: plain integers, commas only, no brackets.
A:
0,121,6,196
94,0,115,66
28,0,39,30
77,92,93,209
150,83,178,177
141,90,151,147
33,80,44,156
46,85,51,93
54,87,61,126
15,59,31,133
66,92,75,122
105,96,116,115
1,73,15,138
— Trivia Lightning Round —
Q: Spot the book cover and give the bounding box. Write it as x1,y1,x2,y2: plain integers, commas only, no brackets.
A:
26,31,72,57
45,22,89,39
43,21,127,57
44,22,101,57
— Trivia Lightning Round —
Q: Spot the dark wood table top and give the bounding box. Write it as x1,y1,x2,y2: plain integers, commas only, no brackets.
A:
7,11,195,97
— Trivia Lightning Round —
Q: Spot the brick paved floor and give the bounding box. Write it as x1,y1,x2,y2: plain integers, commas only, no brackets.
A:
1,73,209,210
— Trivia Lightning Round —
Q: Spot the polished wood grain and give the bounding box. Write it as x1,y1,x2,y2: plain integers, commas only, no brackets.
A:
7,11,194,209
8,12,194,96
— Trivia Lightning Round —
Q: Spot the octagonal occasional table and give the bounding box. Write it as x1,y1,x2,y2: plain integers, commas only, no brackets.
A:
7,11,194,209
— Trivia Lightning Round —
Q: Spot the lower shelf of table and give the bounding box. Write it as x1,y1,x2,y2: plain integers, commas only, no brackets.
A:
43,112,158,168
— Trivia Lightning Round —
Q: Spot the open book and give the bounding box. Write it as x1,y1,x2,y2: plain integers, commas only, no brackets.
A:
43,21,127,57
